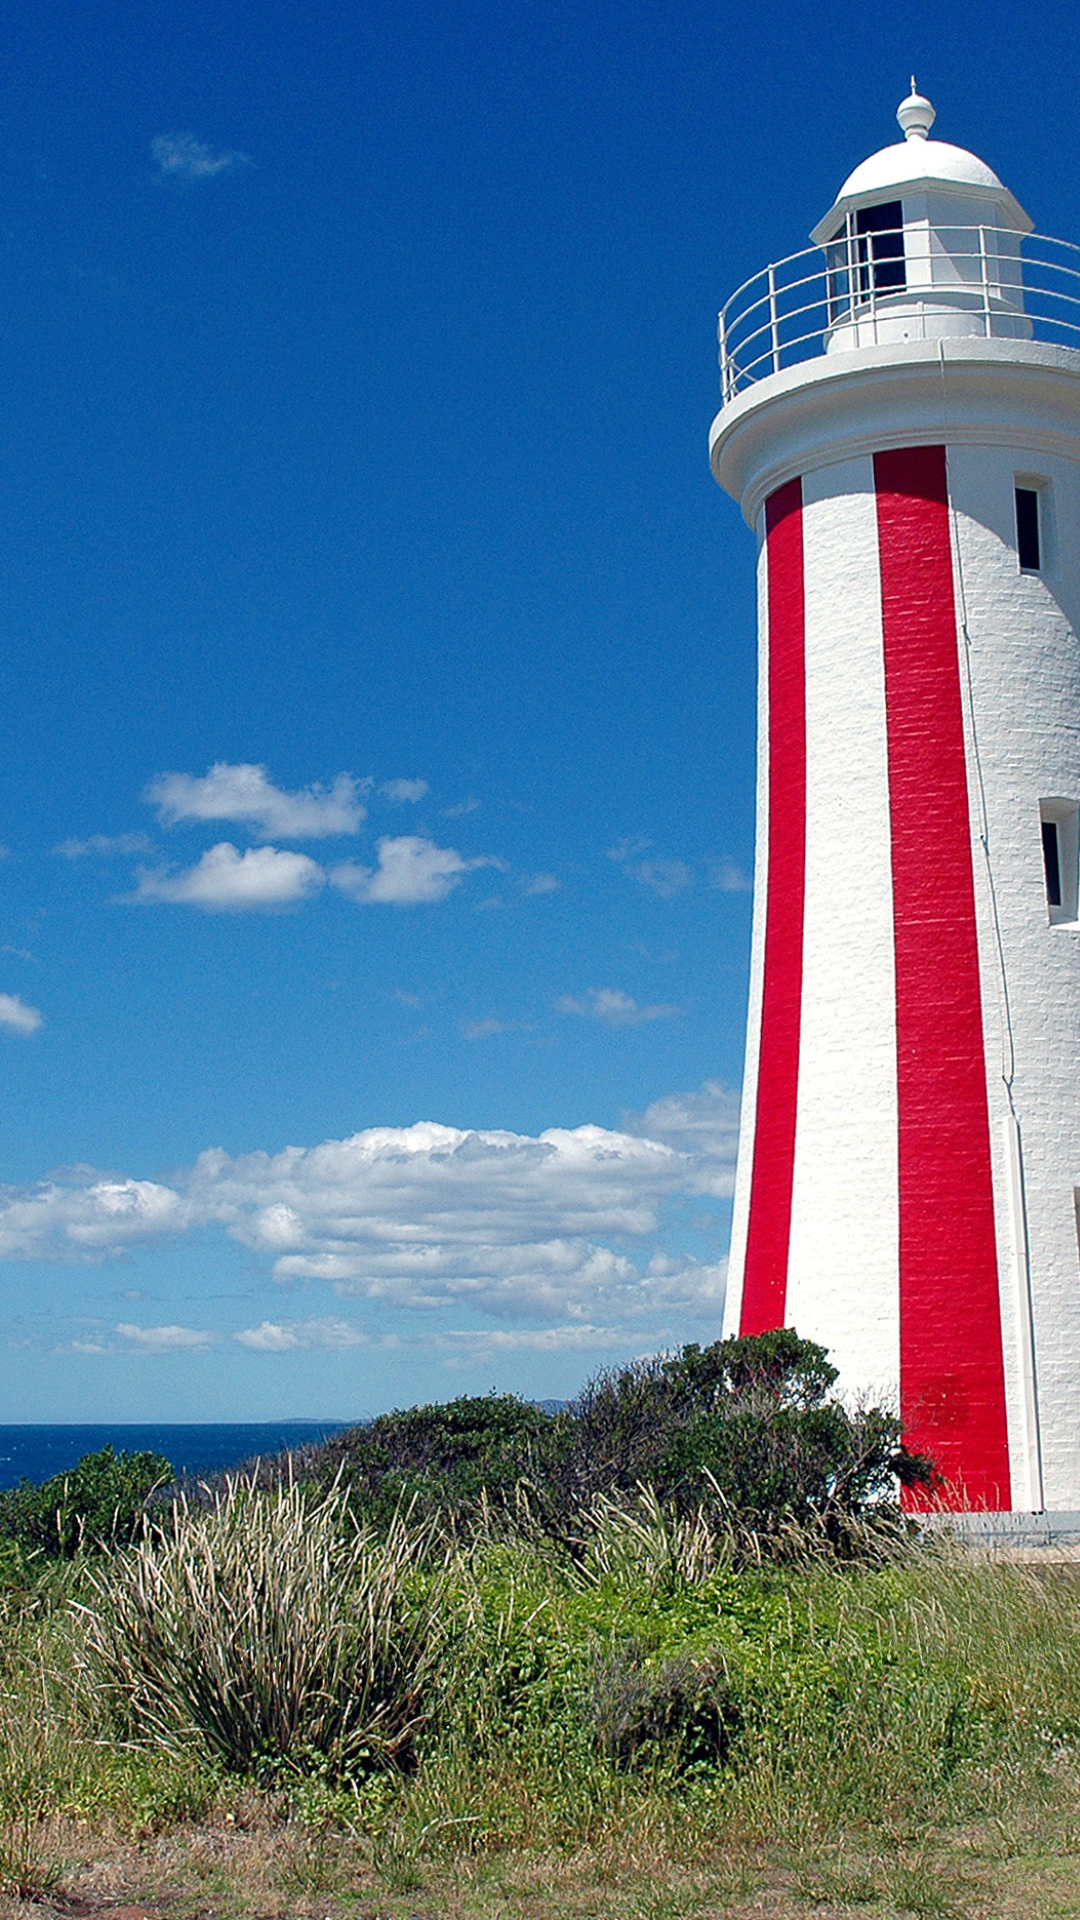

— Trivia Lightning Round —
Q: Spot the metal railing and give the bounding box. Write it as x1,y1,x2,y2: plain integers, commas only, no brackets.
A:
718,226,1080,404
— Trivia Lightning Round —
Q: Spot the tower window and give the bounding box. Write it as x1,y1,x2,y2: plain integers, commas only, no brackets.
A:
855,200,906,294
1016,487,1041,571
1042,819,1062,906
1040,800,1079,923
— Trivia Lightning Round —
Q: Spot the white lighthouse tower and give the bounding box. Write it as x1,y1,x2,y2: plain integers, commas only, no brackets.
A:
713,89,1080,1514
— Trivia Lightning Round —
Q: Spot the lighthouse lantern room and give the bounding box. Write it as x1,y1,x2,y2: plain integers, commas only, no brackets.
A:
711,89,1080,1515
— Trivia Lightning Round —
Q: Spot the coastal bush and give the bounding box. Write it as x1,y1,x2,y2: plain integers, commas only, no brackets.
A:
551,1329,931,1536
307,1331,929,1551
71,1477,443,1778
0,1445,172,1562
312,1392,570,1530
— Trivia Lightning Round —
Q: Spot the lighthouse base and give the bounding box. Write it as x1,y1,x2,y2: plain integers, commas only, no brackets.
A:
921,1510,1080,1553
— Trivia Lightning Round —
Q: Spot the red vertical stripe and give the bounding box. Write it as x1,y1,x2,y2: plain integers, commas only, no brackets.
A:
875,445,1011,1511
740,478,806,1336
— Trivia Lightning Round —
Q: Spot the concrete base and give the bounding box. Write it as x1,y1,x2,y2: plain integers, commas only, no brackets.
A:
922,1510,1080,1555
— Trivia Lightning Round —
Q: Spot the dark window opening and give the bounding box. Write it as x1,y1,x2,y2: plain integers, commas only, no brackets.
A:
855,200,906,295
1043,819,1062,906
1016,486,1041,570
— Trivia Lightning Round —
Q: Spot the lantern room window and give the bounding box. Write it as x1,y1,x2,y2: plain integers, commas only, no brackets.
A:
824,201,906,320
854,201,906,294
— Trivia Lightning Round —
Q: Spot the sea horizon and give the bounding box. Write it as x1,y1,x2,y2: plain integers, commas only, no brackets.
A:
0,1421,355,1492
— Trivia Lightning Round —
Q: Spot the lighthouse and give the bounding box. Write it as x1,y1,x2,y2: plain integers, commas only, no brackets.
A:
712,89,1080,1514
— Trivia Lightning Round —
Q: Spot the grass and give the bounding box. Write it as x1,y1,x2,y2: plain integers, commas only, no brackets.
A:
2,1486,1080,1917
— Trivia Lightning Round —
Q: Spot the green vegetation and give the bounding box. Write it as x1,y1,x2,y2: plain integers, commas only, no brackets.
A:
310,1327,931,1545
0,1335,1077,1918
0,1443,171,1566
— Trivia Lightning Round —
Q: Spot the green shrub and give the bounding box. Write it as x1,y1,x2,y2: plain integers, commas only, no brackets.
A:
71,1478,442,1779
304,1332,929,1556
591,1643,742,1773
548,1329,930,1542
0,1446,172,1561
314,1393,570,1530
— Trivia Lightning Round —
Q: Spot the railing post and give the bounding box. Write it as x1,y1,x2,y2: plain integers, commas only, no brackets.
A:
869,243,878,343
979,225,992,338
718,308,729,402
767,264,781,375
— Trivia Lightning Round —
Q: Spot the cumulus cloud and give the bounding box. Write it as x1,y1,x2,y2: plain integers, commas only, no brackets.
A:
152,133,251,181
0,994,42,1037
146,763,365,839
54,833,152,859
379,779,429,803
556,988,680,1027
331,836,496,906
0,1110,733,1332
0,1177,188,1260
622,1081,741,1193
128,842,325,911
116,1323,214,1350
235,1317,369,1352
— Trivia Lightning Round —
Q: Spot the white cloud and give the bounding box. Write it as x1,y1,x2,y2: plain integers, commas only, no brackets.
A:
331,835,496,906
522,872,559,895
0,1177,188,1259
607,836,651,863
379,779,429,803
0,994,42,1037
629,858,693,898
0,1103,734,1331
622,1081,741,1194
460,1016,523,1039
116,1323,215,1350
441,1324,637,1356
711,858,752,893
55,832,152,859
235,1317,369,1352
146,763,365,839
556,988,680,1027
151,133,251,181
128,842,325,911
607,838,692,897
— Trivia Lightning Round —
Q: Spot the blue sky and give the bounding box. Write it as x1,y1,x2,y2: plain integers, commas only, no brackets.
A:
2,0,1077,1420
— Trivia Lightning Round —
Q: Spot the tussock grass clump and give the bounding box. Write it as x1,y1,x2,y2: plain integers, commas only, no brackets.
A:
71,1477,443,1778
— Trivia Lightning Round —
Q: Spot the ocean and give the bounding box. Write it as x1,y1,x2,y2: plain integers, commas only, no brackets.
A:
0,1422,353,1491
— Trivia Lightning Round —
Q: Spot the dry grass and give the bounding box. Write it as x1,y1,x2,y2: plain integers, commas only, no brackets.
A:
2,1507,1080,1917
3,1790,1080,1920
70,1479,445,1775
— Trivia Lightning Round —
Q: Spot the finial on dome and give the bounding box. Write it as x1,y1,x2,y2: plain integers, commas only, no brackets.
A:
897,82,936,141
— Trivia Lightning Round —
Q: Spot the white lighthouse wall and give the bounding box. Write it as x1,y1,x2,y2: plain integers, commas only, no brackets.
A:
948,442,1080,1509
722,510,771,1338
783,459,901,1403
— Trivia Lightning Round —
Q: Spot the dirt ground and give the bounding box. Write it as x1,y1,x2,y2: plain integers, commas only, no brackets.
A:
5,1811,1080,1920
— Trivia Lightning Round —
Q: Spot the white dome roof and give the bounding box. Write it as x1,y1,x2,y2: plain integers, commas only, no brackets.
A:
809,90,1032,242
838,137,1005,199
